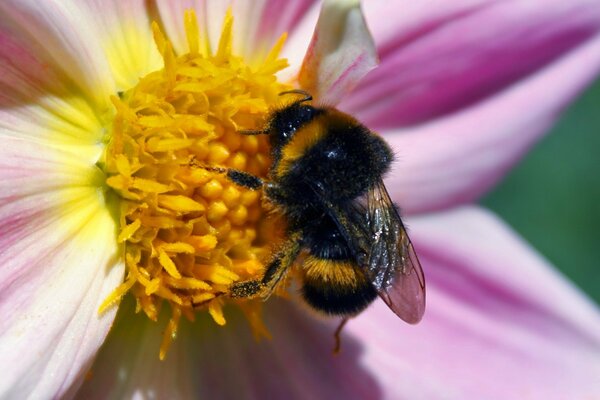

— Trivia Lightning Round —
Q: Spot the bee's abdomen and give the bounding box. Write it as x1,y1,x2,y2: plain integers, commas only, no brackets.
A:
301,256,376,316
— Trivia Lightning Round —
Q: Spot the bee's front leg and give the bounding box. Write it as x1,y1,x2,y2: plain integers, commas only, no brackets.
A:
190,161,264,190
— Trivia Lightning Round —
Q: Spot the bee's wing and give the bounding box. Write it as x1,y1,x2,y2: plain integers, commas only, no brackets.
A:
306,179,425,323
365,179,425,324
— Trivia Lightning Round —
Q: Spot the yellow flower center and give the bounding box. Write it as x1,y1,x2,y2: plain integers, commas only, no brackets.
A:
100,10,289,359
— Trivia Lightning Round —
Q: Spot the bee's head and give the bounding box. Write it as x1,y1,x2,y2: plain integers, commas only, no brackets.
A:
262,90,319,150
269,103,318,149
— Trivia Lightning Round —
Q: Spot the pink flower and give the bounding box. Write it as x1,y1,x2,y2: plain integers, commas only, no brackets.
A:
1,1,599,399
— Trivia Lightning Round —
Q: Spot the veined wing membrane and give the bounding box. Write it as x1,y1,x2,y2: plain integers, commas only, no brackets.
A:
366,179,425,323
306,178,425,323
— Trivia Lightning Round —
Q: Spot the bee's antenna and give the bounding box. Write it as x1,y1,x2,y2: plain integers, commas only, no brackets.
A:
278,89,313,103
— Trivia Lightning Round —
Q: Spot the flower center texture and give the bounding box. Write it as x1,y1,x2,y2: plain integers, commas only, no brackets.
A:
100,11,289,358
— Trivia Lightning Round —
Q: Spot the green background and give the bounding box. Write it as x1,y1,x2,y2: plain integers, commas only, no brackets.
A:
482,78,600,304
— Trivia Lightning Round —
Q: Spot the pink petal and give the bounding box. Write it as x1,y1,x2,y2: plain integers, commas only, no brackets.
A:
77,206,599,399
345,206,600,399
342,0,600,129
0,181,124,398
381,34,600,214
297,0,378,104
0,112,122,398
156,0,317,63
79,203,600,400
278,3,321,83
0,21,106,157
0,0,116,111
77,299,383,400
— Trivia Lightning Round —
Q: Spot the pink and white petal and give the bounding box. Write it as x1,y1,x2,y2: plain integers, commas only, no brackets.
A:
341,0,600,128
73,0,163,91
77,205,600,400
76,299,382,400
297,0,378,105
0,0,117,112
0,76,106,171
254,0,319,60
382,34,600,214
0,89,106,166
156,0,318,63
278,3,321,82
344,206,600,399
0,135,107,213
0,22,108,161
0,20,66,105
0,184,123,399
0,12,108,150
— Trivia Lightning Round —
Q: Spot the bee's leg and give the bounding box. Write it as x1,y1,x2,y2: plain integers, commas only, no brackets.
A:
227,256,282,299
225,169,263,190
230,233,302,299
333,317,350,354
238,129,268,135
194,164,264,190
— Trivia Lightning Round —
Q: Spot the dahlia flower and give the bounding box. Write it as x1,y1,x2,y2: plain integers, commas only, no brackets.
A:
1,1,599,399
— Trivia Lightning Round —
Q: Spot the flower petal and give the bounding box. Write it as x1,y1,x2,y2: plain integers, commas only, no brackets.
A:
344,206,600,399
297,0,378,104
381,34,600,214
0,172,123,398
0,84,122,399
75,207,600,399
342,0,600,128
156,0,317,63
73,0,163,91
76,298,383,400
0,0,116,112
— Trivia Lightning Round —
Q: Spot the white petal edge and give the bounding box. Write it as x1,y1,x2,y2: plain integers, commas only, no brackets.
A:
297,0,378,105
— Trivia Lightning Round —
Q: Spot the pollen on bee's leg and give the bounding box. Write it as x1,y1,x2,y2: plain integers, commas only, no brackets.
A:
101,9,290,358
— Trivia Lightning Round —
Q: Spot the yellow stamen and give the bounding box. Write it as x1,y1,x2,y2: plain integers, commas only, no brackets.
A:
159,305,181,360
184,10,200,55
102,10,290,358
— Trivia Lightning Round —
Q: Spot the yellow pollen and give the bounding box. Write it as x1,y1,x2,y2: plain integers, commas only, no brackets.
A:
101,10,289,359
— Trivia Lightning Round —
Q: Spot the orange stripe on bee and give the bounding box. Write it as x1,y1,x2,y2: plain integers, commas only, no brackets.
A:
302,256,367,288
275,118,328,178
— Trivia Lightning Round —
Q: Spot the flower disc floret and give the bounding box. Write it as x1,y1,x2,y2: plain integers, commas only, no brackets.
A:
101,11,288,358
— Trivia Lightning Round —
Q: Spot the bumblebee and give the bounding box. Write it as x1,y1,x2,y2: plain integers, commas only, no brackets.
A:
222,90,425,324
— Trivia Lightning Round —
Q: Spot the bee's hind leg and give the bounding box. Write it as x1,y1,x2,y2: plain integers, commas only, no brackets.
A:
230,233,302,300
333,318,350,354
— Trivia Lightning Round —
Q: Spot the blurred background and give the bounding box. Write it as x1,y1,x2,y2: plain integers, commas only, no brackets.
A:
482,78,600,304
